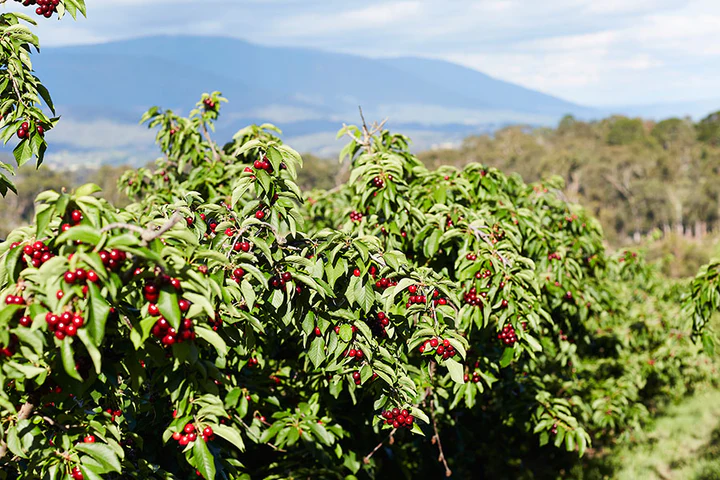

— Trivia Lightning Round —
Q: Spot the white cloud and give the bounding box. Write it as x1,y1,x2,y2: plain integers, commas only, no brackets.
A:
271,2,423,36
48,118,155,149
3,0,720,105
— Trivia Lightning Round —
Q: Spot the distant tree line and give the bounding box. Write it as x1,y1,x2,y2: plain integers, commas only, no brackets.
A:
420,111,720,246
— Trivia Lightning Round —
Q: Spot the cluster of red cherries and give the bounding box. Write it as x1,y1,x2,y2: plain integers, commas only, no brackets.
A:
380,408,414,429
97,249,128,272
463,287,484,307
252,156,273,172
547,252,561,261
16,121,43,139
464,371,481,383
231,238,252,253
231,267,245,282
366,311,389,337
370,176,385,188
497,324,518,346
60,209,84,232
374,277,398,290
349,210,363,222
202,98,216,110
45,310,85,340
344,347,364,360
171,423,215,447
63,267,100,295
149,304,195,347
11,240,54,268
14,0,59,18
270,271,293,289
5,296,32,328
475,269,493,279
418,337,457,360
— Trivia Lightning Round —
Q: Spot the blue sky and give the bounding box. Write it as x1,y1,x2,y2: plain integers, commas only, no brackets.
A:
7,0,720,106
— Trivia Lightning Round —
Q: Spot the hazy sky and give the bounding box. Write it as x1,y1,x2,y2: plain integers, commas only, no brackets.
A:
7,0,720,106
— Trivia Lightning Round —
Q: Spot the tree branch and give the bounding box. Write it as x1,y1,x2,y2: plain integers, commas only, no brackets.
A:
101,212,183,246
469,225,510,266
200,121,221,162
363,429,396,464
429,392,452,477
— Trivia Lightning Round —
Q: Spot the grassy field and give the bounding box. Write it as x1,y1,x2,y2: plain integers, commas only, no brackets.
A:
586,387,720,480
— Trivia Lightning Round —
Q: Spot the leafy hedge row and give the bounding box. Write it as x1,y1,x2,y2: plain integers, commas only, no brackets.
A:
0,95,713,479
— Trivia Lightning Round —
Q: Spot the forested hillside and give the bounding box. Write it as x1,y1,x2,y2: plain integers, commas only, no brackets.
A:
420,113,720,247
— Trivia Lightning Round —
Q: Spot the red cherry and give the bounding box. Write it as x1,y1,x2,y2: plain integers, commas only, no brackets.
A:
70,209,83,224
148,304,160,316
203,426,213,437
353,268,361,277
184,423,195,434
178,299,190,312
64,271,77,284
172,432,181,441
314,327,321,336
255,211,265,220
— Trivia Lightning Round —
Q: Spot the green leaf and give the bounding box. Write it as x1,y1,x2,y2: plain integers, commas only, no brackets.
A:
34,203,55,236
6,426,25,458
308,336,325,368
76,443,122,473
13,137,33,168
87,282,111,345
195,325,228,356
158,286,181,331
56,225,102,245
77,328,103,374
444,358,465,384
213,424,245,451
339,324,353,343
499,347,514,368
193,437,216,480
61,337,83,381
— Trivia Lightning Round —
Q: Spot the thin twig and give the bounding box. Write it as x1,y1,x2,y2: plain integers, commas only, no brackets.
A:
101,212,183,246
7,67,28,110
429,391,452,477
363,429,396,464
469,225,510,266
200,122,221,162
41,416,68,431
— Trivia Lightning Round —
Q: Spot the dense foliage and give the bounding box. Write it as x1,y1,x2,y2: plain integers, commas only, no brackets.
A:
0,0,86,196
0,94,713,479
